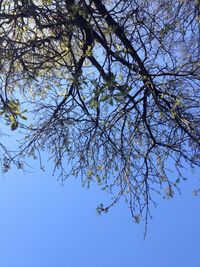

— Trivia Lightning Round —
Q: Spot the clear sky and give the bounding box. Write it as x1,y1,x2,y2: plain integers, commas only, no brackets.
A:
0,160,200,267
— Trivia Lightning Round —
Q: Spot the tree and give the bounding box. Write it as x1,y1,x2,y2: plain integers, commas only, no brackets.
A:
0,0,200,229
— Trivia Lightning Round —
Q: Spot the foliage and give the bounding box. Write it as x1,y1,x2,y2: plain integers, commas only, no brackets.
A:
0,0,200,230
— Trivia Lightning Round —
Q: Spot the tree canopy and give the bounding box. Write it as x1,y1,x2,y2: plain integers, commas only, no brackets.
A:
0,0,200,228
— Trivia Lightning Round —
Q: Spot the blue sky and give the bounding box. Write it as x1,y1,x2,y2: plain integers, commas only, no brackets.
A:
0,161,200,267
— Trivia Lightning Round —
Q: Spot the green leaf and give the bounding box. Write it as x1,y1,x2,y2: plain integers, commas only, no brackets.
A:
101,95,111,102
9,115,15,123
19,114,28,120
109,98,114,106
113,96,122,103
10,120,18,131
